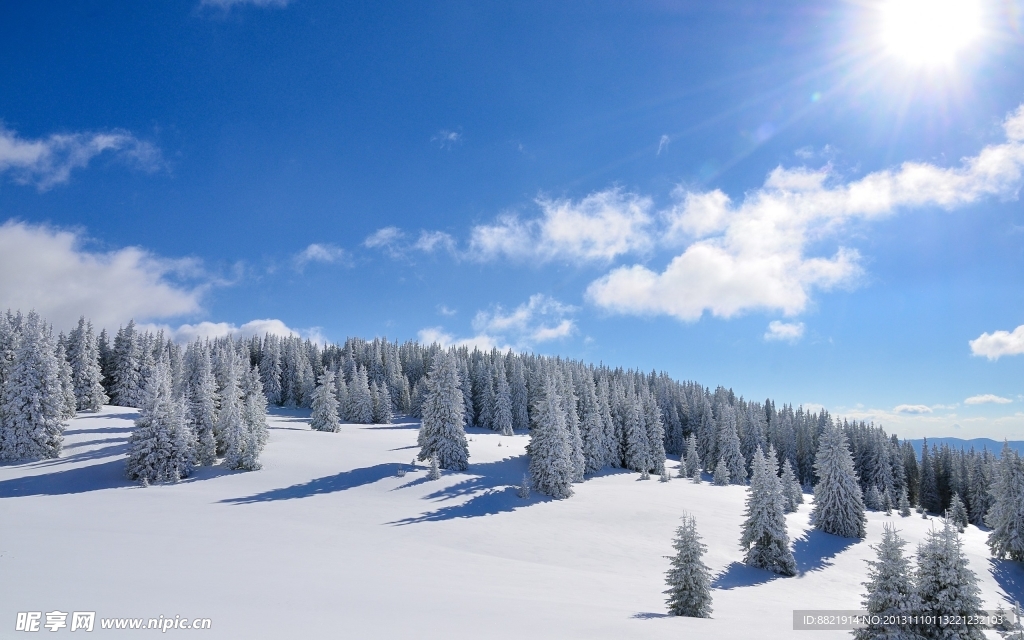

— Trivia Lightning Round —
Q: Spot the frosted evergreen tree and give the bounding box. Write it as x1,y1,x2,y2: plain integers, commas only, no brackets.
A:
948,494,968,532
55,336,77,420
853,524,919,640
310,371,340,432
183,342,217,466
899,489,912,518
67,317,107,411
111,320,144,407
509,357,530,432
527,374,574,499
333,370,349,414
0,312,66,460
664,513,713,618
225,364,268,471
259,340,283,406
740,448,796,576
642,388,667,474
623,389,651,473
517,473,530,499
717,408,747,484
987,445,1024,561
780,459,803,513
345,366,373,424
685,433,701,481
579,374,606,474
915,520,984,640
713,457,730,485
125,360,194,484
865,485,883,511
214,347,243,456
372,382,393,424
811,423,867,538
659,465,671,482
492,363,514,436
417,351,469,471
677,454,689,478
427,452,441,480
919,441,941,514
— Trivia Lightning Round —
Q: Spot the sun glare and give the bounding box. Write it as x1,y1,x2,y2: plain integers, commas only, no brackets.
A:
880,0,982,66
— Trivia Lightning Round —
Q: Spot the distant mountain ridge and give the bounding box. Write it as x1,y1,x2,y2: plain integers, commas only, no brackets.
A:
907,437,1024,457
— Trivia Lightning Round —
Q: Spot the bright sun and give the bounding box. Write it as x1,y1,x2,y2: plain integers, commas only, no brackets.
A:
880,0,983,66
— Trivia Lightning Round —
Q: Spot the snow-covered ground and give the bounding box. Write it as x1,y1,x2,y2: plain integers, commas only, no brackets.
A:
1,406,1020,638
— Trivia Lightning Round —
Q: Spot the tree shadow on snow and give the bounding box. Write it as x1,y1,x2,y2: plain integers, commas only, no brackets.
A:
791,530,858,575
72,411,139,422
631,612,671,620
31,443,129,467
991,558,1024,605
711,562,782,589
220,463,404,504
63,426,135,436
388,455,553,525
0,459,130,497
362,423,420,431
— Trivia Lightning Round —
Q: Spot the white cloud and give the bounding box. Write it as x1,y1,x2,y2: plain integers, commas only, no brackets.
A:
414,230,456,254
0,221,205,331
893,404,933,415
142,318,326,345
436,305,457,317
0,125,161,190
964,394,1012,405
969,325,1024,360
432,129,462,149
364,226,404,248
764,320,805,342
471,294,577,344
657,134,670,155
469,189,655,263
419,294,577,351
293,243,348,271
588,104,1024,321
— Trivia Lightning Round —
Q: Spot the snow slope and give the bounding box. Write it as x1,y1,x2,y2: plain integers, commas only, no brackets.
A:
1,406,1020,638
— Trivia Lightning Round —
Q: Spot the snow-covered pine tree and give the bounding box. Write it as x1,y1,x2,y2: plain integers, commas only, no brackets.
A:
623,386,651,474
987,444,1024,561
0,311,67,460
214,346,243,456
685,433,701,481
717,408,747,484
517,473,530,499
310,370,340,432
898,489,912,517
333,369,349,413
492,362,514,436
740,447,797,576
417,351,469,471
677,454,689,478
259,338,283,406
111,320,144,407
780,459,803,513
224,364,268,471
579,373,606,474
125,358,195,484
642,387,667,475
915,520,984,640
811,423,867,538
372,382,394,424
664,513,713,618
55,335,77,420
527,374,574,499
853,524,918,640
919,440,941,514
509,357,530,432
865,484,883,511
428,452,440,480
948,493,968,532
713,457,730,485
182,341,217,466
67,317,107,411
345,366,373,424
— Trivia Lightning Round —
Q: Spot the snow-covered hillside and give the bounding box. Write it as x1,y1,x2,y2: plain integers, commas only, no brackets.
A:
1,406,1020,639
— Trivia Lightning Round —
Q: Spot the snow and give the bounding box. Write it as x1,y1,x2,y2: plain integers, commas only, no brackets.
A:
1,406,1020,638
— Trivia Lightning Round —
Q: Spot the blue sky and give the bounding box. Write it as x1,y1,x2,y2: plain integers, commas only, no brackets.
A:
1,0,1023,438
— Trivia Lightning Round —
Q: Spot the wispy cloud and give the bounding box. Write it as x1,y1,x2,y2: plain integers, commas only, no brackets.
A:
293,243,348,271
893,404,933,415
970,325,1024,360
468,189,654,263
657,134,670,156
414,230,456,254
0,220,207,330
763,320,804,343
965,394,1012,405
587,104,1024,321
432,129,462,149
0,125,162,190
419,294,577,351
